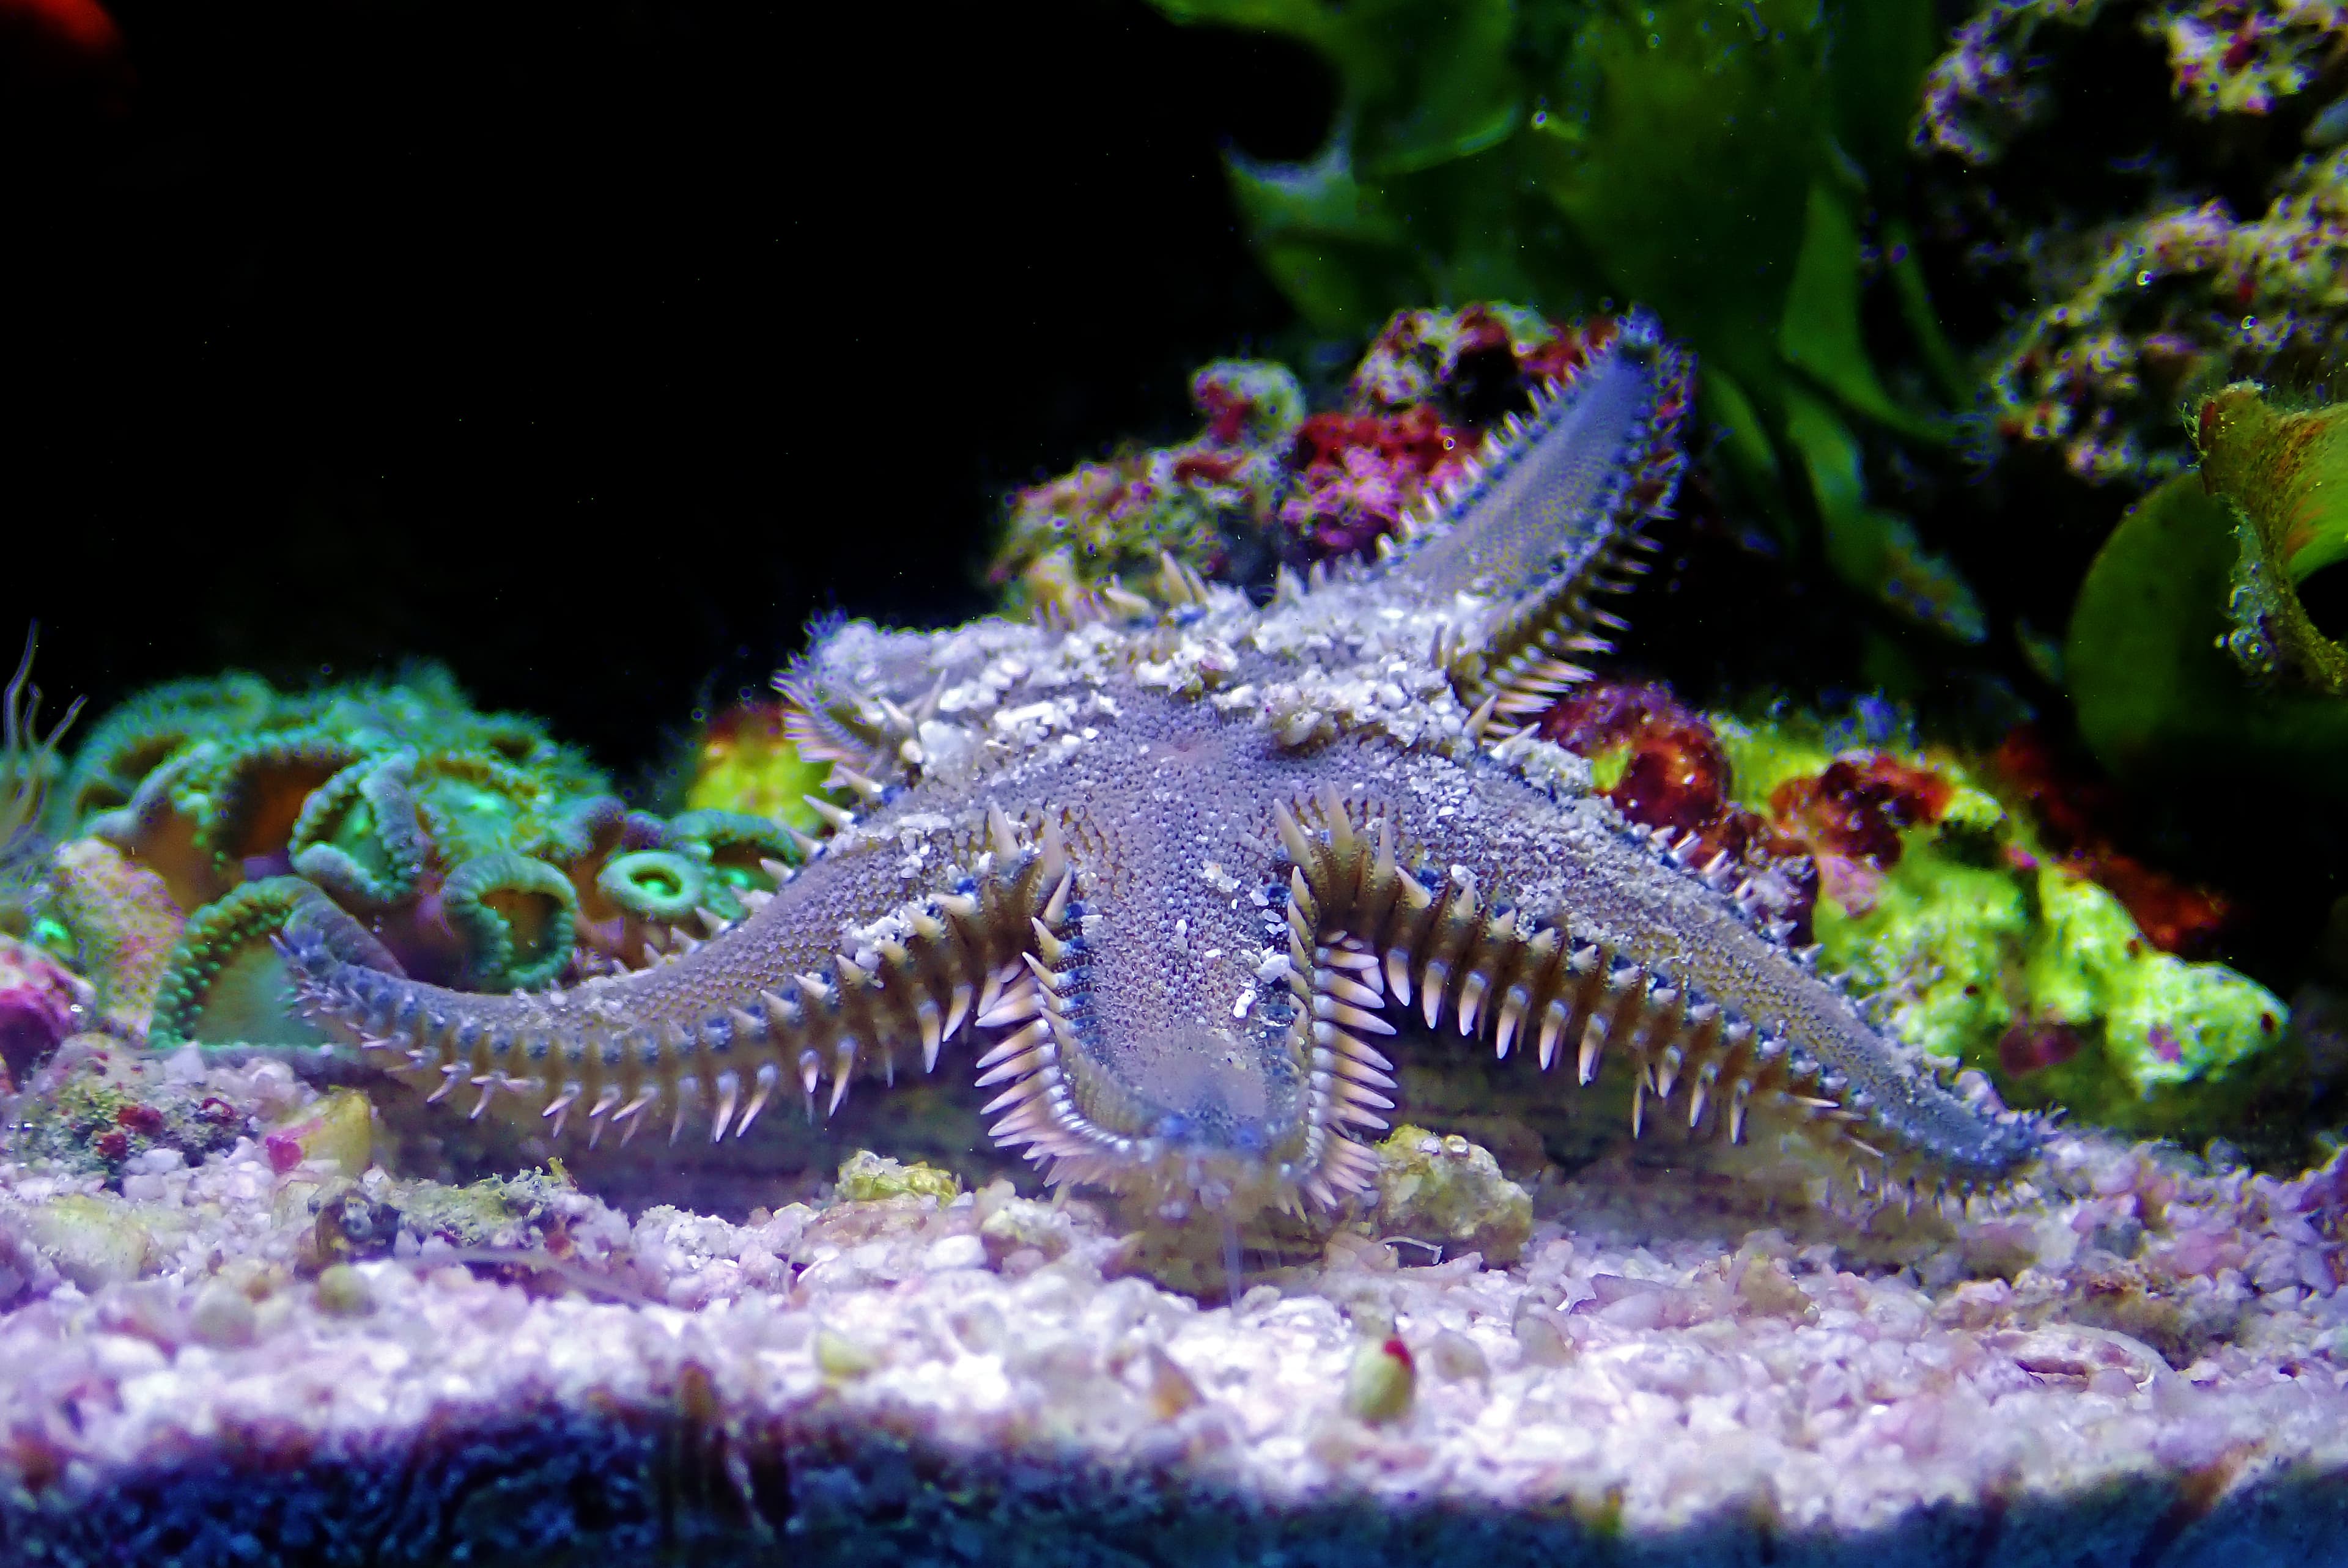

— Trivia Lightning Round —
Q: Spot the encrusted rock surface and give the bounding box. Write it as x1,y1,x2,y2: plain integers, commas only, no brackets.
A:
2,1058,2346,1566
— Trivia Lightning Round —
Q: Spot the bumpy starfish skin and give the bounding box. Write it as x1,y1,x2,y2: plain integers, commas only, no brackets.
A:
285,315,2043,1217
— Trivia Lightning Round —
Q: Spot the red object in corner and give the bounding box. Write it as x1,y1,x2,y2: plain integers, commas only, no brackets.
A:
1,0,132,117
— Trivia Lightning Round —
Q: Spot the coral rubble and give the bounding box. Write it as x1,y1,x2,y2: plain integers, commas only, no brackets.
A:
1922,0,2348,488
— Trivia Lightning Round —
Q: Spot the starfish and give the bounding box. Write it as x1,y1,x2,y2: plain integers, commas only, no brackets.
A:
284,314,2043,1220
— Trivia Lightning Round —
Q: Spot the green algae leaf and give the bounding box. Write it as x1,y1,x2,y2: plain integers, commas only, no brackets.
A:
1534,0,1818,396
1384,142,1597,305
1147,0,1327,30
1820,0,1937,181
1702,366,1798,548
1226,137,1422,333
2195,384,2348,694
1149,0,1979,636
1881,217,1973,407
1157,0,1523,177
1354,0,1522,175
2067,470,2348,797
1779,181,1945,444
1783,386,1985,641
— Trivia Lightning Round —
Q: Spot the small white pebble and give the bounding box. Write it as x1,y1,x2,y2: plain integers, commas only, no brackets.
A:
923,1234,988,1272
189,1283,256,1348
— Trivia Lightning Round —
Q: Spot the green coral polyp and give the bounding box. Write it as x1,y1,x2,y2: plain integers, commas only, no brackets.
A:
596,849,708,923
289,751,429,908
666,809,794,916
150,877,344,1047
409,752,561,867
440,851,578,992
64,672,275,819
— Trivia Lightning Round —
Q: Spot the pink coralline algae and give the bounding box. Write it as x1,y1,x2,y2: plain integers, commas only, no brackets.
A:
0,935,83,1091
1278,405,1469,559
1281,307,1625,561
42,838,183,1041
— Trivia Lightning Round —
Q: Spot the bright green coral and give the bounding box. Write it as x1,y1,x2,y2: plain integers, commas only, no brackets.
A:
595,848,708,926
1711,713,2294,1144
664,809,794,919
682,705,835,836
53,667,804,1048
64,671,273,821
288,750,429,909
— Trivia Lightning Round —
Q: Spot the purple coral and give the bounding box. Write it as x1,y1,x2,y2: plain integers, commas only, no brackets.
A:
0,935,84,1089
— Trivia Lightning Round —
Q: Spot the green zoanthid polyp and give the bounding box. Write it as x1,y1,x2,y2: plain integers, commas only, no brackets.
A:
282,314,2045,1223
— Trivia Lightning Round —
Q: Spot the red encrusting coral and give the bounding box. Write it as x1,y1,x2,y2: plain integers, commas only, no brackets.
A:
1537,697,2235,969
1538,683,1819,940
1767,755,1958,913
1990,725,2233,958
1770,755,1956,866
1540,682,1733,833
1998,1020,2086,1078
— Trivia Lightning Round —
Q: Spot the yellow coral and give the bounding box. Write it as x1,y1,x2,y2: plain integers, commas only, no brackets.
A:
684,706,830,834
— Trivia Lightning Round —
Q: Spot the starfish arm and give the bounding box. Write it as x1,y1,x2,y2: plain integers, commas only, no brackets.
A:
1276,743,2044,1201
281,783,1065,1146
1381,312,1692,727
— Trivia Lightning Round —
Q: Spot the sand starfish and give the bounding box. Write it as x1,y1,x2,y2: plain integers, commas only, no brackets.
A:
285,314,2043,1220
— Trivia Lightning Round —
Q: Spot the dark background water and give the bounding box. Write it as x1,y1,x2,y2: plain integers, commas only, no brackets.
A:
3,0,1331,782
